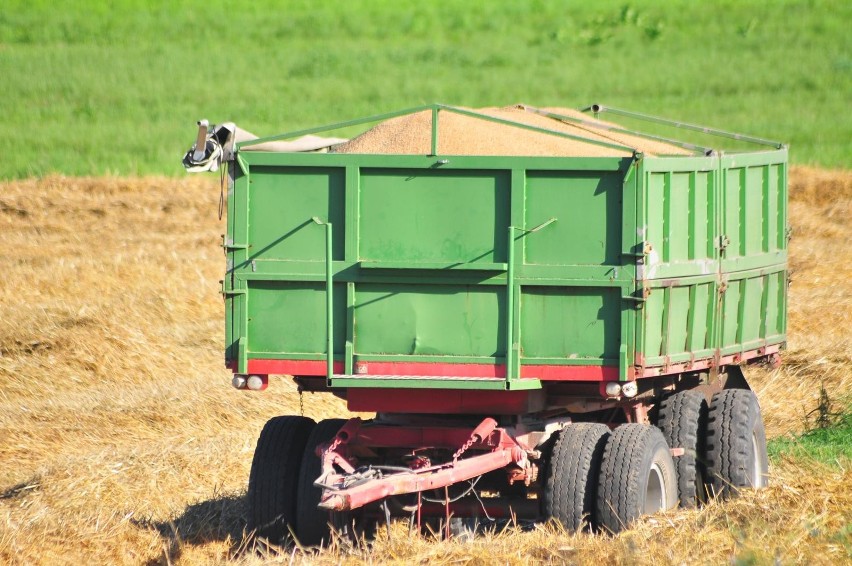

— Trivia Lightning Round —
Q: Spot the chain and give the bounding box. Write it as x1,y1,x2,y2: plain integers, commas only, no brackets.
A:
298,386,304,417
452,434,477,461
325,434,342,456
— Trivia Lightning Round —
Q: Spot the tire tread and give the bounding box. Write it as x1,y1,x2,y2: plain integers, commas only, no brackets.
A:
657,390,707,507
597,424,676,533
542,423,610,531
247,415,316,542
705,389,768,497
295,418,347,546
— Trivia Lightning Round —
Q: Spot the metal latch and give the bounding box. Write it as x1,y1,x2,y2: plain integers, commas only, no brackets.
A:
623,241,653,261
220,280,246,296
717,235,730,252
623,286,650,307
222,235,248,252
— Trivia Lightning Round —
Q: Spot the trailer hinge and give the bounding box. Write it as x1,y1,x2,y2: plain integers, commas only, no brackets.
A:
785,224,793,243
222,235,248,251
623,241,653,260
623,286,650,308
221,281,246,296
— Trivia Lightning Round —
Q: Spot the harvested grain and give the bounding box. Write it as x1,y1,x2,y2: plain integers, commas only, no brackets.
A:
333,105,693,157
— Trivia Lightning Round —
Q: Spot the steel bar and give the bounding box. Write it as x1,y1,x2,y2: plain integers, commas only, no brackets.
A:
584,104,784,149
318,448,524,511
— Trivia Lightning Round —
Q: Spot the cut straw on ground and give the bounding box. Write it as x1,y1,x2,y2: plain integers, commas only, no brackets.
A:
0,167,849,564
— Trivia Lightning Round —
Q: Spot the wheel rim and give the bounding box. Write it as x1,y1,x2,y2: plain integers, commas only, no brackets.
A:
751,433,764,487
644,463,666,514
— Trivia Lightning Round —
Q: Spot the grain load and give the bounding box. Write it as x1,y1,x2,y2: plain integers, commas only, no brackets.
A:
333,104,691,157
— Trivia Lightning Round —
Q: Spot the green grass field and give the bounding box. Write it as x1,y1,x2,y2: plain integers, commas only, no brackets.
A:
769,409,852,466
1,0,850,178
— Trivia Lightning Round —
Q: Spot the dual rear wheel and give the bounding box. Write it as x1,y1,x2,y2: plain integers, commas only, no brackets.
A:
542,388,768,533
543,423,677,533
250,389,769,543
247,415,315,543
248,417,350,546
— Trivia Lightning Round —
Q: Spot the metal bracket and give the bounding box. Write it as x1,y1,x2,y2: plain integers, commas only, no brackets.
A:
624,241,653,260
222,235,248,252
221,281,246,296
312,217,335,382
506,219,558,383
623,286,650,309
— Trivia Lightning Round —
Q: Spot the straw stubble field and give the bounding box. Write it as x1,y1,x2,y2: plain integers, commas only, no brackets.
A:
0,168,849,564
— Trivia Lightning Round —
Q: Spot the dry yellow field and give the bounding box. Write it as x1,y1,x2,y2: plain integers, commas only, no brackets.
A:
0,168,849,564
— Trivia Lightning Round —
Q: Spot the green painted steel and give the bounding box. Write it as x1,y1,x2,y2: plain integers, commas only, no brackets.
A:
245,281,346,356
635,149,788,369
354,284,505,357
359,168,509,265
223,105,788,390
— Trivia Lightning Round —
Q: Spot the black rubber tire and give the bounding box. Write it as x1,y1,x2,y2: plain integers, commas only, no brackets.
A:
247,415,316,544
596,424,678,533
705,389,769,498
295,418,347,546
541,423,610,532
656,389,708,507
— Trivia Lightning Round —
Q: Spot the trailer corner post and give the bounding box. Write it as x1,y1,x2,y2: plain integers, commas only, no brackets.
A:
313,216,334,382
507,225,517,384
507,219,557,386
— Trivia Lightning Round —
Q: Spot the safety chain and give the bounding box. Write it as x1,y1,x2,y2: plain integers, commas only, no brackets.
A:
325,434,342,456
452,433,478,461
298,386,304,417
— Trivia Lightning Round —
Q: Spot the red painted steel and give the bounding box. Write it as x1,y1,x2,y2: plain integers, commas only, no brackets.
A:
521,364,616,381
238,359,614,381
315,418,531,512
346,388,538,414
236,345,780,385
635,344,782,378
245,359,344,375
355,362,505,378
339,420,528,451
319,449,526,511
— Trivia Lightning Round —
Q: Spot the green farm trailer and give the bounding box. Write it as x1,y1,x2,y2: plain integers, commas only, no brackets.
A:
187,104,787,542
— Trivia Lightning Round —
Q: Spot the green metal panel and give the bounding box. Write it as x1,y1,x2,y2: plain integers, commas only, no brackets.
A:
359,168,509,265
520,286,620,361
354,283,504,357
640,280,715,363
719,267,787,355
640,158,719,280
720,153,788,272
247,281,346,355
247,166,345,262
524,171,623,266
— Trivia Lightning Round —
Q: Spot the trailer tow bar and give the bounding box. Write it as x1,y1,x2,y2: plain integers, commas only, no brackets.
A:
315,418,530,515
